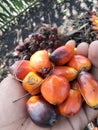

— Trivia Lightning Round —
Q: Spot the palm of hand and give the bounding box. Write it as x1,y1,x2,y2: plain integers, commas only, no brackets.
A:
0,41,98,130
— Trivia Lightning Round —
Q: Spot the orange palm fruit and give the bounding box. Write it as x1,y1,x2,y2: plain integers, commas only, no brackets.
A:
41,74,70,105
30,50,51,74
94,127,98,130
26,95,58,127
9,60,36,80
58,89,82,117
22,72,43,95
68,55,91,72
50,43,75,65
78,71,98,108
52,66,78,81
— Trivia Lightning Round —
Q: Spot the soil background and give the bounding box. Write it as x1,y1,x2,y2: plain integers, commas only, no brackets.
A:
0,0,98,82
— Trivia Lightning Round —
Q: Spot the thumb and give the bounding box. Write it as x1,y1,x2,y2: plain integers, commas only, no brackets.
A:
88,40,98,68
88,41,98,80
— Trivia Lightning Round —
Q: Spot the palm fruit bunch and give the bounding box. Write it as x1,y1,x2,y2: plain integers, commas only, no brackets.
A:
13,24,61,60
9,11,98,128
13,11,98,62
9,39,98,128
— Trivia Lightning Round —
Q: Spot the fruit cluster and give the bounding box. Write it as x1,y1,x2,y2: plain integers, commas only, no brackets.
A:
13,24,61,60
9,40,98,127
90,13,98,31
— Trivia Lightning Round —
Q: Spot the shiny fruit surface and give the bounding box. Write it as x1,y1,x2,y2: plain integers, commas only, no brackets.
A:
52,66,78,81
9,60,36,80
58,89,82,117
30,50,51,74
78,71,98,108
41,74,70,105
50,43,75,65
68,55,91,72
26,95,58,127
22,72,43,95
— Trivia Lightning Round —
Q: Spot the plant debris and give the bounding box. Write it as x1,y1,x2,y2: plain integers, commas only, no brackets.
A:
12,11,98,62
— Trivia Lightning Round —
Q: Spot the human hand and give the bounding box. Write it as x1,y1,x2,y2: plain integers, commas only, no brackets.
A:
0,40,98,130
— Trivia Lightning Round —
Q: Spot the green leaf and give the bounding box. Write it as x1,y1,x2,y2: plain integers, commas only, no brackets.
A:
0,70,4,75
0,2,12,16
61,9,67,14
0,0,40,31
11,0,25,10
3,0,18,14
56,0,64,3
0,12,9,18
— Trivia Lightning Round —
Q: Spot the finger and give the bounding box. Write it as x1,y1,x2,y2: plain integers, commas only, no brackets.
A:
0,75,28,129
68,108,88,130
21,118,50,130
51,116,73,130
88,40,98,68
88,41,98,80
83,103,98,123
90,67,98,80
52,108,89,130
77,42,89,57
66,40,77,46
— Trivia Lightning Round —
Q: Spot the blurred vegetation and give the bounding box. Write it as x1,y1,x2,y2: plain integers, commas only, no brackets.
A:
0,0,40,31
0,0,64,32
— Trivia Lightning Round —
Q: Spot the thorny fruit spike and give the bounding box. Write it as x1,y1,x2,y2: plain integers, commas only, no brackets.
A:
41,74,70,105
22,72,43,95
9,60,36,80
30,50,51,74
68,55,91,72
78,71,98,108
50,43,75,65
26,95,58,127
58,89,82,117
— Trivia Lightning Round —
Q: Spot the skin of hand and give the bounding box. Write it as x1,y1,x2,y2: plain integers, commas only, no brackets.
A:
0,40,98,130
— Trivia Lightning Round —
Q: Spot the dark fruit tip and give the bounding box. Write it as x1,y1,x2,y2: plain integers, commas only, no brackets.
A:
49,119,57,126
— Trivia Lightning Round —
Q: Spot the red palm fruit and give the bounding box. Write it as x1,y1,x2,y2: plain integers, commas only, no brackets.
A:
26,95,58,127
50,43,75,65
68,55,91,72
52,66,78,81
41,74,70,105
78,71,98,108
22,72,43,95
30,50,51,74
58,89,82,117
9,60,36,80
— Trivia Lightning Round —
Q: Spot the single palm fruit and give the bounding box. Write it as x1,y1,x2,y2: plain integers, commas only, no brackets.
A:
52,66,78,81
26,95,58,127
41,74,70,105
30,50,51,74
68,55,91,72
50,43,75,65
58,89,82,117
22,72,43,95
9,60,36,80
78,71,98,108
